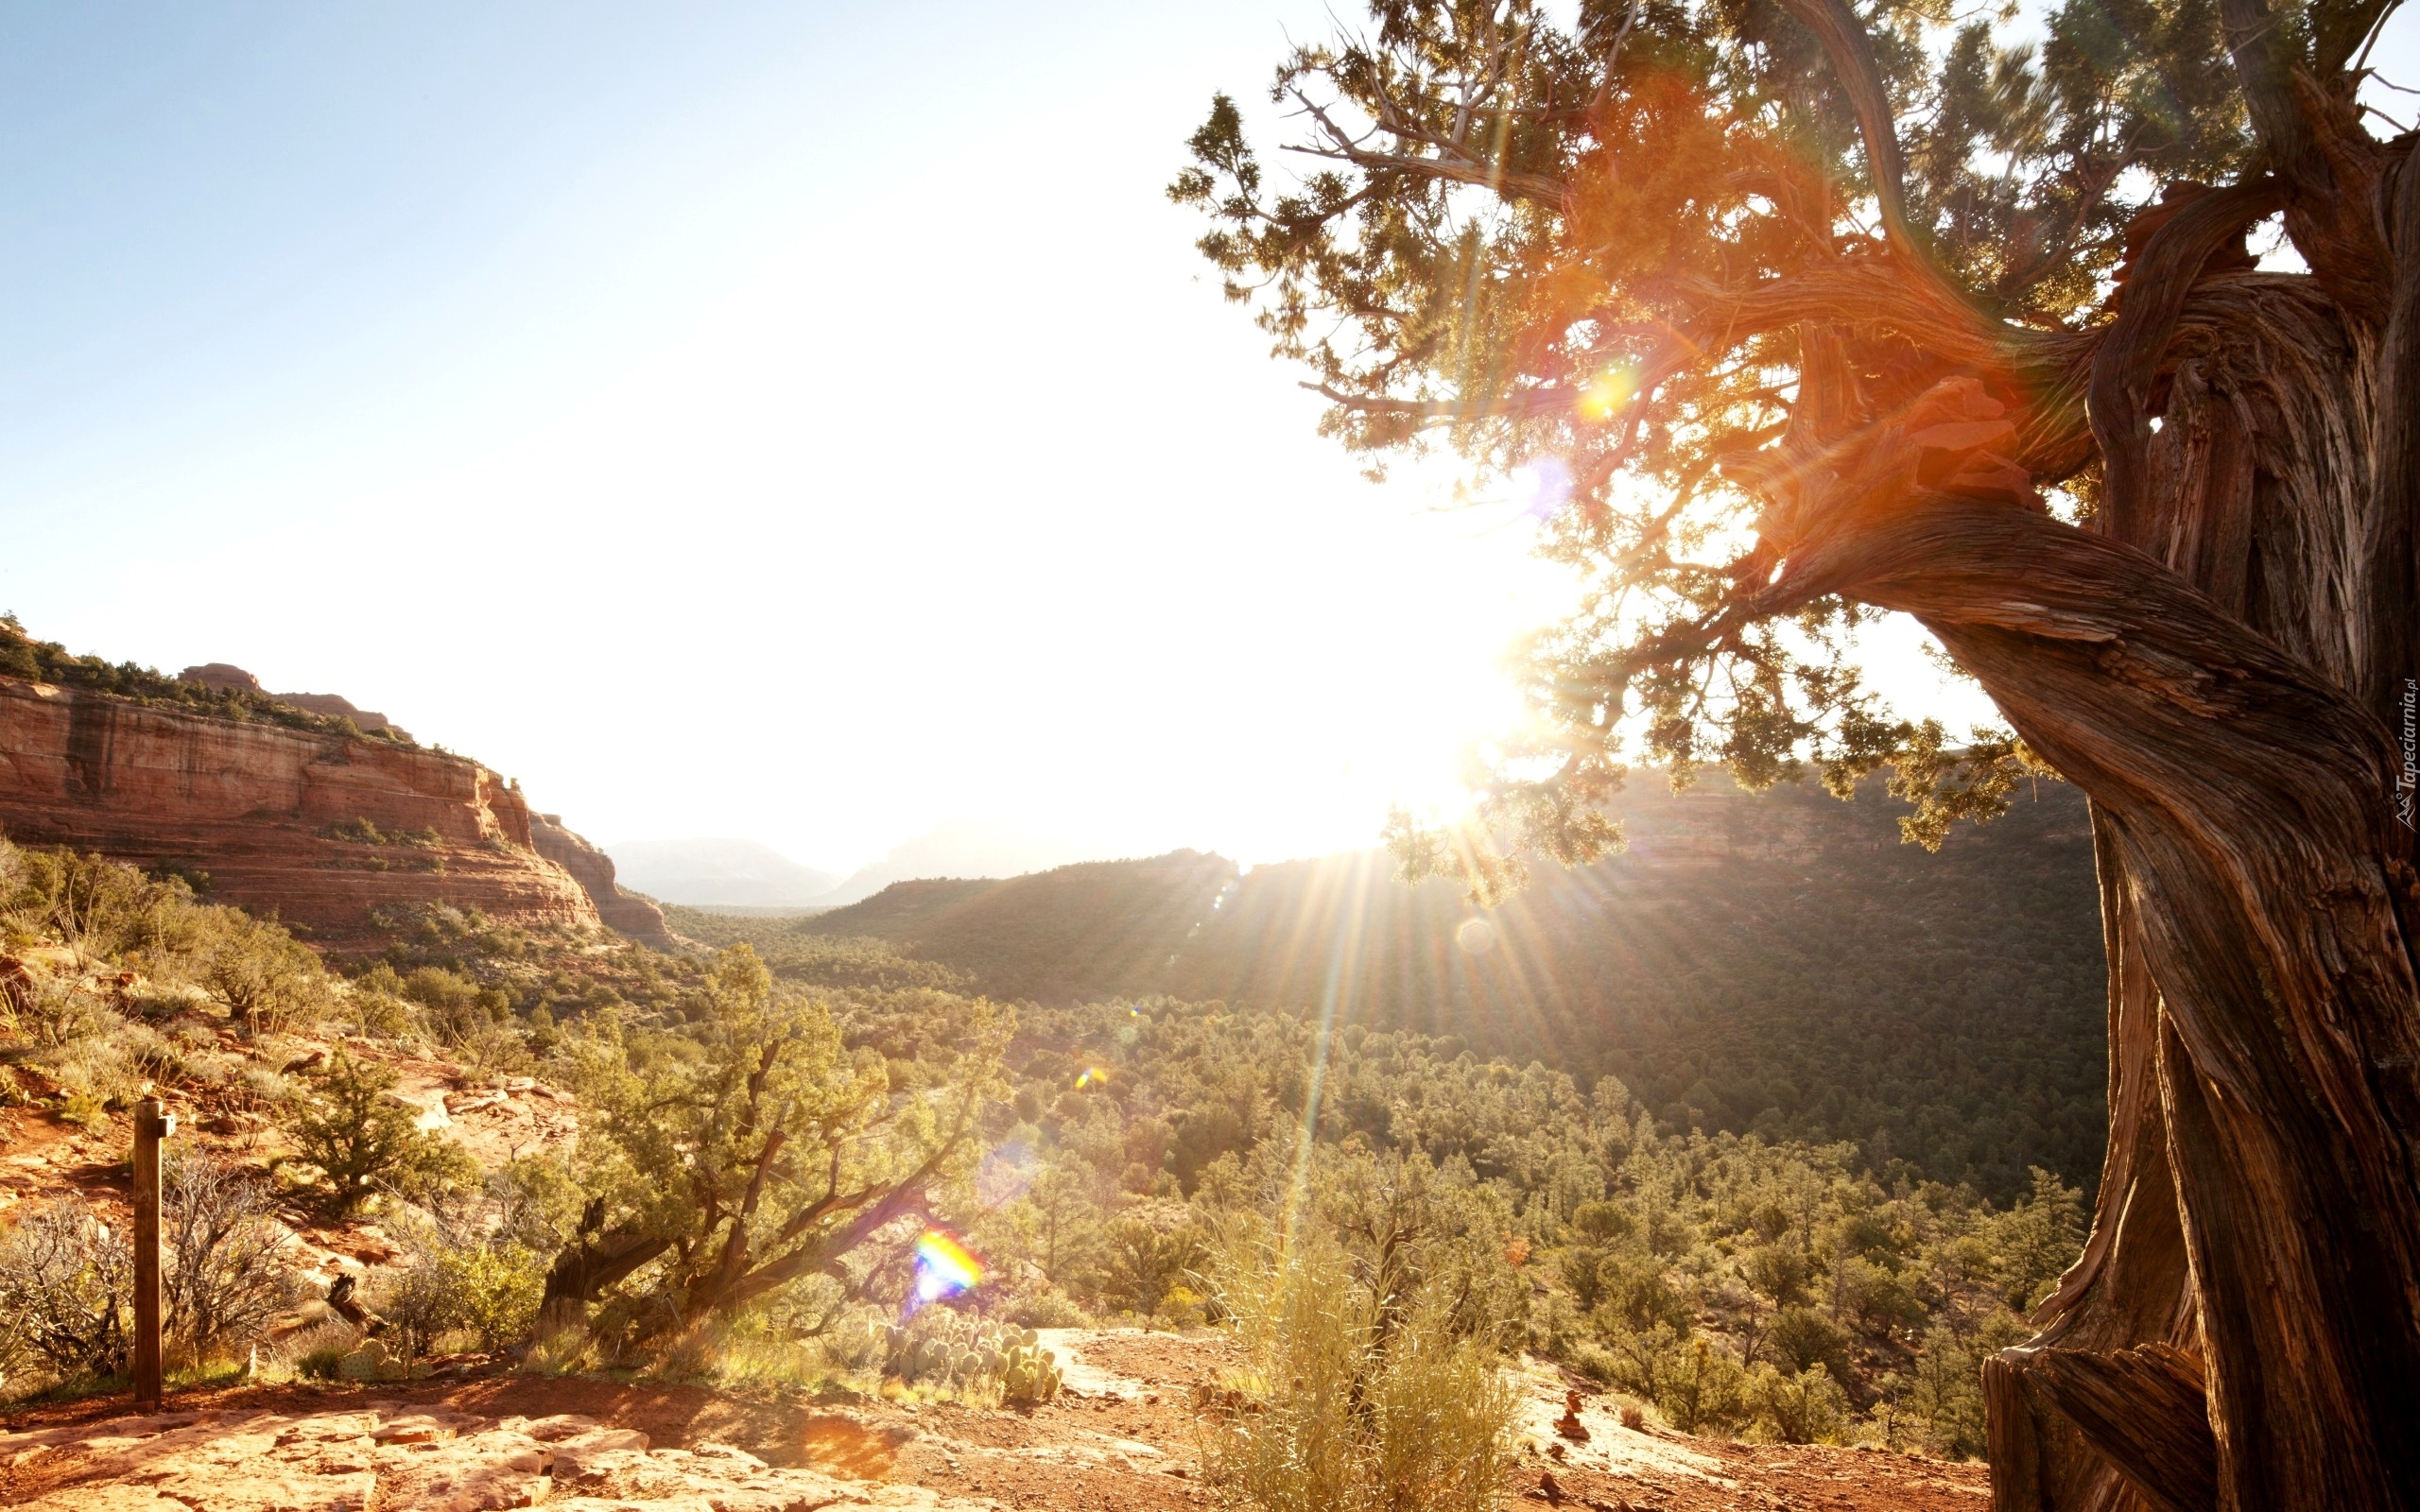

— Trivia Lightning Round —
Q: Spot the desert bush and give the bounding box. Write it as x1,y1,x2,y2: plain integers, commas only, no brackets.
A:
21,977,119,1050
1765,1304,1852,1380
1098,1210,1206,1318
282,1320,362,1381
1908,1325,1985,1455
1748,1363,1852,1444
1201,1224,1517,1512
279,1050,469,1216
378,1227,546,1359
399,967,479,1036
1568,1199,1634,1245
197,907,329,1034
0,1198,133,1384
164,1149,300,1369
1655,1335,1749,1434
1005,1288,1091,1329
320,817,440,847
545,946,1006,1334
42,1007,175,1127
0,847,185,965
335,971,413,1040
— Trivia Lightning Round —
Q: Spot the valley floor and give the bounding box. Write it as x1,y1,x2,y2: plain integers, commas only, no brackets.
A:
0,1331,1985,1512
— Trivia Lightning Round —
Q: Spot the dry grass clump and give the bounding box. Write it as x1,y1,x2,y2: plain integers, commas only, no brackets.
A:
1200,1224,1518,1512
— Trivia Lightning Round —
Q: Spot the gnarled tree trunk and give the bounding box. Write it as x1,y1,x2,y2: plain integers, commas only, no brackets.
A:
1781,181,2420,1502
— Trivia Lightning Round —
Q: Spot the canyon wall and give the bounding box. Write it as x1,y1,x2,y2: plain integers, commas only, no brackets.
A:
530,813,674,947
0,674,601,944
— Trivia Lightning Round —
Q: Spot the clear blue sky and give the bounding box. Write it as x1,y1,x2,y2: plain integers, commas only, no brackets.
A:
7,3,2395,873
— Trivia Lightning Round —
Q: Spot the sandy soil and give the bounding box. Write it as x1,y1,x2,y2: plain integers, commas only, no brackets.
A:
0,1330,1985,1512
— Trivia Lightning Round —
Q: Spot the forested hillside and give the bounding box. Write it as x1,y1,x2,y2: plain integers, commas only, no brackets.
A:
670,774,2105,1200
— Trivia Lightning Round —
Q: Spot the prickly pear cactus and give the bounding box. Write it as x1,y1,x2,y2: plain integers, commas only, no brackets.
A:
880,1309,1060,1400
998,1342,1063,1403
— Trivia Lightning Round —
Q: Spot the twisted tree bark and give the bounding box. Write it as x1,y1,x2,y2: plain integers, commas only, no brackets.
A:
1758,237,2420,1503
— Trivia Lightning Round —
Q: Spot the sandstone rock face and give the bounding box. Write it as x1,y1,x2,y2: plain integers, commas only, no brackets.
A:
0,1403,977,1512
531,813,675,948
180,664,413,741
0,675,599,945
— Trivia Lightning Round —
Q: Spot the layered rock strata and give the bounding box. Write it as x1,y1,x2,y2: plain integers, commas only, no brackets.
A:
531,812,675,947
0,674,599,944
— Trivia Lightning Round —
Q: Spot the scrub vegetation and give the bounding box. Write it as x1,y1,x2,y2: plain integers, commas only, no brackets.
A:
0,831,2077,1457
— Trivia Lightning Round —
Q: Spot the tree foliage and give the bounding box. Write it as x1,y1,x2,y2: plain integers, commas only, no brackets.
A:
1168,0,2358,882
545,945,1008,1331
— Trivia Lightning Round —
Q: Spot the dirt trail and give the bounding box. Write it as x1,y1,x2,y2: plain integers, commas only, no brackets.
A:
0,1331,1985,1512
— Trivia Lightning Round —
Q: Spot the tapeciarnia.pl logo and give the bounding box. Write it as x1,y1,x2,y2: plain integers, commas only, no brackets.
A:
2398,678,2417,831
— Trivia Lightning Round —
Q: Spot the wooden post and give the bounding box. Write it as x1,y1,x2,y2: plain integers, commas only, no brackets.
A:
131,1097,171,1411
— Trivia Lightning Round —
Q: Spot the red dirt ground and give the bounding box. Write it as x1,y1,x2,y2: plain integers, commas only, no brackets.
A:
0,1331,1988,1512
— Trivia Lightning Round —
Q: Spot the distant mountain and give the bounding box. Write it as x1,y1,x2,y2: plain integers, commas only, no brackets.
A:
603,838,840,908
814,817,1090,905
769,773,2107,1201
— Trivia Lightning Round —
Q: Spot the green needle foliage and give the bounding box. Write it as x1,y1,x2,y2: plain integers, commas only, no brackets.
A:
281,1050,473,1218
1169,0,2258,884
548,945,1010,1333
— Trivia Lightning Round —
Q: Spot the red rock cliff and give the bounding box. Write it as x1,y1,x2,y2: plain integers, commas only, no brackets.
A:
529,813,674,948
0,674,600,943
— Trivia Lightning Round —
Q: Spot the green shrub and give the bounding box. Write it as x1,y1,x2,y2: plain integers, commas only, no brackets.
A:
1098,1210,1205,1318
1569,1200,1634,1245
1006,1289,1090,1329
282,1321,358,1381
1748,1363,1851,1444
198,906,329,1035
1656,1335,1749,1434
379,1235,546,1358
1766,1304,1851,1379
279,1050,464,1217
0,846,187,966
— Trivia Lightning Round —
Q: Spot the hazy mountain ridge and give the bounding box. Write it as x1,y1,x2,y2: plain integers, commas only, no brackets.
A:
717,774,2105,1199
608,818,1087,908
604,837,842,908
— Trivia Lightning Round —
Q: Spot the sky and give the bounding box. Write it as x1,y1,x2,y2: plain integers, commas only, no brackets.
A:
2,3,2409,877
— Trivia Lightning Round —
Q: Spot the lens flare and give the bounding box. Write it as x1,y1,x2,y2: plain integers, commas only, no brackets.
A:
1509,456,1574,519
977,1140,1040,1207
1576,367,1636,422
913,1228,985,1303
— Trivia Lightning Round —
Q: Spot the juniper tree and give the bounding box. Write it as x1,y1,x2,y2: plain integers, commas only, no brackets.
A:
541,946,1006,1332
1179,0,2420,1504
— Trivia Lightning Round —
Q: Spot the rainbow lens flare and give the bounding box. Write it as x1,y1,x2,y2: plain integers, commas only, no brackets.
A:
913,1228,984,1302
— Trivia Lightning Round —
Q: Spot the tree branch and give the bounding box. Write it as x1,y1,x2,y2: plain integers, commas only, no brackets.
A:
2089,179,2284,539
1774,0,1976,322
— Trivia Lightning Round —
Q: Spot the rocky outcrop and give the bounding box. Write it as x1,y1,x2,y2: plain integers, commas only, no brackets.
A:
0,674,598,945
181,663,413,741
0,1403,970,1512
530,813,675,947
